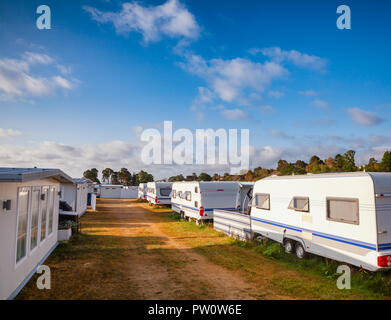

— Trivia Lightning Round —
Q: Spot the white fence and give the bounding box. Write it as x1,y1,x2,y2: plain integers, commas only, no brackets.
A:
213,209,252,241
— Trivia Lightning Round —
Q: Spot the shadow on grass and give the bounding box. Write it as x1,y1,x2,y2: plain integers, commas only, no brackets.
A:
166,211,391,298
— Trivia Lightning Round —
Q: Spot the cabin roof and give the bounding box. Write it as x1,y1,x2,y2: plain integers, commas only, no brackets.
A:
74,178,92,184
0,167,74,184
100,184,123,188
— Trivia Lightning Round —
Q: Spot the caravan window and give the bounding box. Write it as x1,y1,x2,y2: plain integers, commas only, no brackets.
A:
195,201,198,208
48,187,55,235
160,188,171,197
185,191,192,201
30,188,40,251
172,190,176,198
326,197,359,225
288,197,309,212
254,193,270,210
16,188,30,263
195,187,199,193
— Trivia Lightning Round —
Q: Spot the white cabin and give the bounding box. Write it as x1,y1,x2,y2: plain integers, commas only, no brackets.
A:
60,178,89,217
250,172,391,271
171,181,254,222
138,183,147,199
146,182,172,205
0,168,74,300
100,184,138,199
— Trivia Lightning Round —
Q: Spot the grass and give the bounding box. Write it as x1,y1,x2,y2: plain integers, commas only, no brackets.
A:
158,210,391,299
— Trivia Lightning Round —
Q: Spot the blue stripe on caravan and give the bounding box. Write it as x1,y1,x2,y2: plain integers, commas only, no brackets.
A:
251,216,302,233
251,216,377,251
146,195,170,201
171,202,237,213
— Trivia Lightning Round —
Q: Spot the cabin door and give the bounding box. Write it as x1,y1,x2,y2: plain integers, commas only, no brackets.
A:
376,197,391,250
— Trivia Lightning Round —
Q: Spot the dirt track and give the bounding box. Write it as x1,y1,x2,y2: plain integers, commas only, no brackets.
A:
95,199,278,299
17,198,379,300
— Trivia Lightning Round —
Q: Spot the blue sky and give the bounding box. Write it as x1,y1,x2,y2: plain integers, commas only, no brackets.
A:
0,0,390,178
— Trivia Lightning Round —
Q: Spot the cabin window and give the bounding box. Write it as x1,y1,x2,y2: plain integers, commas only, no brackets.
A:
194,201,198,208
288,196,309,212
326,197,359,225
254,193,270,210
172,190,176,198
41,187,49,241
30,188,40,251
160,188,171,197
48,187,55,235
195,187,199,193
186,191,192,201
16,188,30,263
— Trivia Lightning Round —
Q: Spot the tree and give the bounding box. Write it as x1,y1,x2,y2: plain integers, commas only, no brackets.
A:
138,170,154,183
380,151,391,172
83,168,100,183
343,150,356,172
245,170,254,181
198,172,212,181
118,168,132,185
333,154,345,172
111,171,120,185
364,157,379,172
102,168,114,183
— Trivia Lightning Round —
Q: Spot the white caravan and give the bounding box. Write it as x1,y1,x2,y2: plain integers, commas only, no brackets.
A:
138,183,147,200
0,167,73,299
250,172,391,271
171,181,254,223
60,178,89,217
146,182,172,205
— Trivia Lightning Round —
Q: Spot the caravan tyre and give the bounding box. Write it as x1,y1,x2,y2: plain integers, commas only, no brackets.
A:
284,240,294,254
295,243,306,259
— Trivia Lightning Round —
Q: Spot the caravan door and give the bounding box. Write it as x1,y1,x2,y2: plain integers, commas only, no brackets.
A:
376,195,391,251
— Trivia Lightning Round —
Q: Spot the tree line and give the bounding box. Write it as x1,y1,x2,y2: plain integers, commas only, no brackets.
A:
168,150,391,182
82,150,391,184
83,168,154,185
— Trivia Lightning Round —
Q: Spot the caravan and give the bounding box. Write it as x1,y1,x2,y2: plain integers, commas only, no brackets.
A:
146,182,172,206
138,183,147,200
249,172,391,271
171,181,253,224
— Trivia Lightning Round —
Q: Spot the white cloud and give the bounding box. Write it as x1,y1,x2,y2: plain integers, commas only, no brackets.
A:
298,89,317,96
311,99,329,109
262,47,327,71
0,52,77,101
179,53,287,104
52,76,73,90
83,0,200,43
347,108,384,127
23,52,54,65
220,108,248,121
0,128,22,138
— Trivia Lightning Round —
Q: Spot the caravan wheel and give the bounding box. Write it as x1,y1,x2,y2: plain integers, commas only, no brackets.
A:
284,240,294,254
295,243,306,259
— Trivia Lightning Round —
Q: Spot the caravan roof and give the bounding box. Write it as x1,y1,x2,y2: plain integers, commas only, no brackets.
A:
0,167,74,183
262,172,391,193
